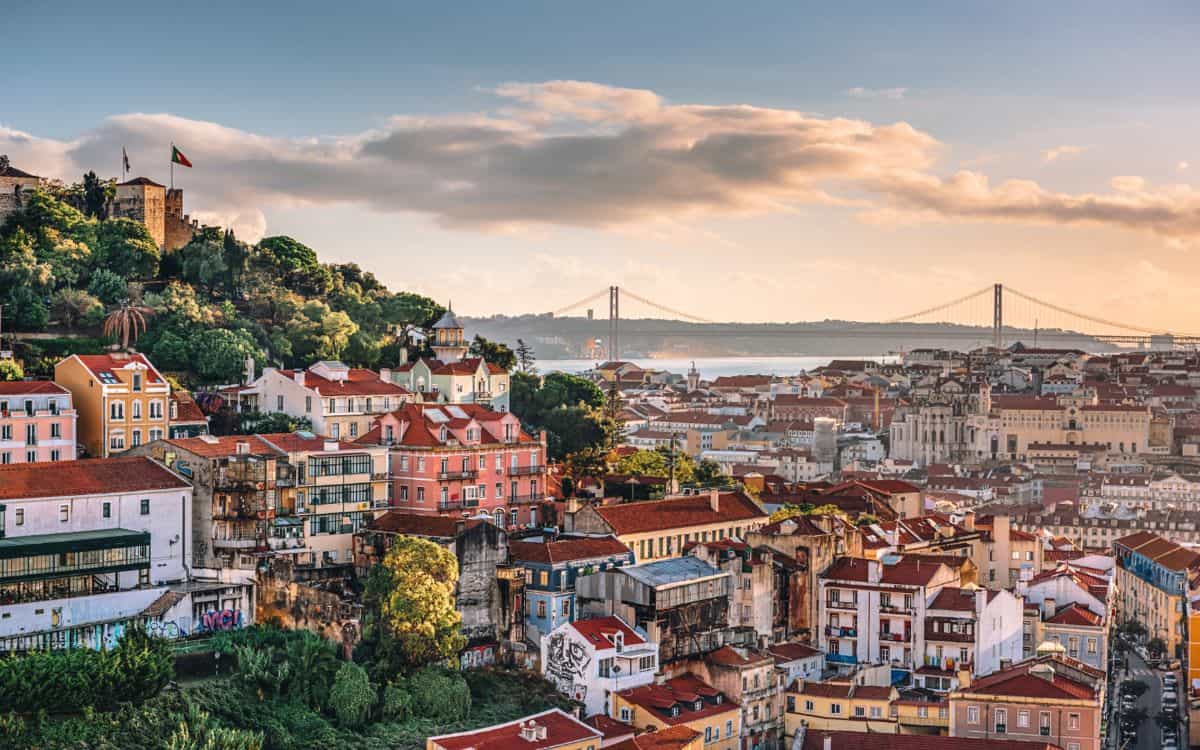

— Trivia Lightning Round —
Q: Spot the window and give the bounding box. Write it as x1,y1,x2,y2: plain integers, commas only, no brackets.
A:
967,705,979,724
25,424,36,445
639,655,655,672
854,706,865,717
0,425,8,440
1068,713,1079,731
1017,710,1029,728
598,658,612,678
1087,638,1097,654
704,727,712,743
131,429,142,447
149,428,163,441
804,700,814,712
15,509,24,526
416,487,425,502
131,400,142,420
536,601,546,618
305,396,312,413
869,706,881,718
830,703,842,715
50,449,60,461
132,373,142,391
277,395,285,411
399,485,409,501
102,502,111,519
140,498,150,515
25,450,35,463
0,453,7,465
561,599,570,617
110,402,124,420
59,504,69,523
995,708,1007,733
1040,712,1051,735
350,422,358,438
725,721,733,738
620,707,631,722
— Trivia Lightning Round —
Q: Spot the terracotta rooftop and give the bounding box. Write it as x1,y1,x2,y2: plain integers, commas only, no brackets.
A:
609,726,701,750
430,709,600,750
592,492,767,535
70,352,164,384
0,381,69,396
617,674,737,725
570,616,646,648
508,536,631,565
364,511,487,539
0,456,188,500
1045,602,1103,627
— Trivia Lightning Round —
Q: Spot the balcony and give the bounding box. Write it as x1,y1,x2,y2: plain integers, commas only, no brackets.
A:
438,499,480,511
437,469,478,481
371,472,389,481
826,599,858,611
507,465,543,477
880,630,911,642
879,604,915,616
213,536,267,551
473,391,493,401
825,626,858,638
267,536,307,551
509,493,542,505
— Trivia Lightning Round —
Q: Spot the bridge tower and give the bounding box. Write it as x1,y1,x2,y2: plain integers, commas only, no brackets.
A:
608,285,620,361
993,283,1003,350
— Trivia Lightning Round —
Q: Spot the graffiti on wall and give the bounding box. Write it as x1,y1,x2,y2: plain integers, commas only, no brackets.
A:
197,609,243,632
544,632,591,701
146,620,187,639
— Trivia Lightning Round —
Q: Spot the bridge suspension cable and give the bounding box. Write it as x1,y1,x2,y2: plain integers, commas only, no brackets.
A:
617,288,715,324
551,288,611,318
1003,286,1174,336
885,285,995,324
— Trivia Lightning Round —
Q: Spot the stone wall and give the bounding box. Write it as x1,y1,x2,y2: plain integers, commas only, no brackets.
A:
0,175,41,223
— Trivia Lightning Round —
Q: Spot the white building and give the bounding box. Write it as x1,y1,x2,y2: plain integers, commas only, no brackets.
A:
918,586,1024,692
0,457,250,651
541,615,659,717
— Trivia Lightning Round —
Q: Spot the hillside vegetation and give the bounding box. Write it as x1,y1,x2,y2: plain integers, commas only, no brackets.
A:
0,184,445,385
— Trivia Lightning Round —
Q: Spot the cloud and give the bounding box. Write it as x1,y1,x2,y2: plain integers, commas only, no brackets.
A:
1179,161,1190,172
1043,145,1086,162
845,87,908,100
2,81,1199,243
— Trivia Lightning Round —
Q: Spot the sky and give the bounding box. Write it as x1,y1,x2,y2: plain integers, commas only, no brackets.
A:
4,1,1200,329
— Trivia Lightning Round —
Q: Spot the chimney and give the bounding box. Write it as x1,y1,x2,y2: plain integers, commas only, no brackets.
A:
1042,597,1056,618
1030,663,1055,682
962,510,976,532
294,371,306,387
709,489,720,513
380,367,393,383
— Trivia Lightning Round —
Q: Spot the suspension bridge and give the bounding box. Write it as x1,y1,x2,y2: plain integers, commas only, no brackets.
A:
547,284,1199,360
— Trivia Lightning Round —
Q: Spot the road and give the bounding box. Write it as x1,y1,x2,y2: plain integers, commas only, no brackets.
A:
1122,648,1163,750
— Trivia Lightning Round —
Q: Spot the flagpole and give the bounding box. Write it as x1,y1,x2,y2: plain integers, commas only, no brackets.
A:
170,143,174,191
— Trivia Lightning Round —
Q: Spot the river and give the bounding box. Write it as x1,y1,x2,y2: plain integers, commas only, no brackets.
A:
538,355,900,379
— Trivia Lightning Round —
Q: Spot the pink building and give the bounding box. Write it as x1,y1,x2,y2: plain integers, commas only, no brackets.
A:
949,655,1104,750
359,403,548,528
0,381,77,464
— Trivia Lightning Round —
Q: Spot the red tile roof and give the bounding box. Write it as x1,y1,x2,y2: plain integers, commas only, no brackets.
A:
0,456,188,500
279,368,409,397
609,727,700,750
365,511,487,538
617,674,738,725
965,661,1098,701
570,616,646,648
706,645,772,667
0,381,69,396
257,432,369,454
593,492,766,535
72,352,164,383
585,714,635,741
508,536,631,565
766,641,822,663
430,709,600,750
928,587,978,612
163,434,284,459
1045,602,1103,627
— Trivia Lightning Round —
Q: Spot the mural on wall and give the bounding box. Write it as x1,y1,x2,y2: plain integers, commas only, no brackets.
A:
545,631,591,702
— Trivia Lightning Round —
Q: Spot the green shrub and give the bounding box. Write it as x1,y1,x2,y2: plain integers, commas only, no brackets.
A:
381,683,413,722
329,663,374,729
407,667,471,723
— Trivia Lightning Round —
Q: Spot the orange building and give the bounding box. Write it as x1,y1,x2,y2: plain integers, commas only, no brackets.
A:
54,353,171,458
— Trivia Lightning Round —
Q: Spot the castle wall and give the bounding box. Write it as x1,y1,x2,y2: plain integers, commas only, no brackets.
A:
114,184,166,248
0,175,42,222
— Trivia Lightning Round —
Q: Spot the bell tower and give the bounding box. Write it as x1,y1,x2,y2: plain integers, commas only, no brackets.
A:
431,303,469,363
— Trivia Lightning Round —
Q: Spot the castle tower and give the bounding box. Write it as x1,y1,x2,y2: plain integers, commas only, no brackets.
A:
114,177,167,249
431,304,469,363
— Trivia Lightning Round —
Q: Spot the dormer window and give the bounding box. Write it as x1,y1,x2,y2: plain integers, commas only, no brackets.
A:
671,706,680,717
694,700,703,711
439,426,447,442
612,631,624,652
132,373,142,392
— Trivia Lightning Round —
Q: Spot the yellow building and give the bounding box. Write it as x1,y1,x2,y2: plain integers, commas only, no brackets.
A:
54,353,171,458
427,708,601,750
1114,531,1200,659
892,696,950,735
566,491,768,564
784,679,898,738
613,674,742,750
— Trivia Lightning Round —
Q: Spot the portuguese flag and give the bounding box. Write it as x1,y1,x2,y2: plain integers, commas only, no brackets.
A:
171,145,193,168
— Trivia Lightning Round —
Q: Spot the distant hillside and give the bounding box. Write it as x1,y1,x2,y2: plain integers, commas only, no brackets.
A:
465,314,1116,359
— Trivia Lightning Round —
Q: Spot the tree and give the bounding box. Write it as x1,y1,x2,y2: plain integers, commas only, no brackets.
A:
178,229,229,296
51,287,105,328
81,171,113,219
166,704,264,750
97,218,160,280
3,287,49,331
88,268,128,305
329,662,374,729
1147,637,1167,658
468,335,516,370
768,503,843,524
616,447,696,484
0,359,23,381
189,328,266,383
103,300,154,349
515,338,536,373
361,536,465,674
255,236,332,297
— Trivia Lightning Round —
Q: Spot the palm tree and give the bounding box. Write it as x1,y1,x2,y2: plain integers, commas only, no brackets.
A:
103,299,153,350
